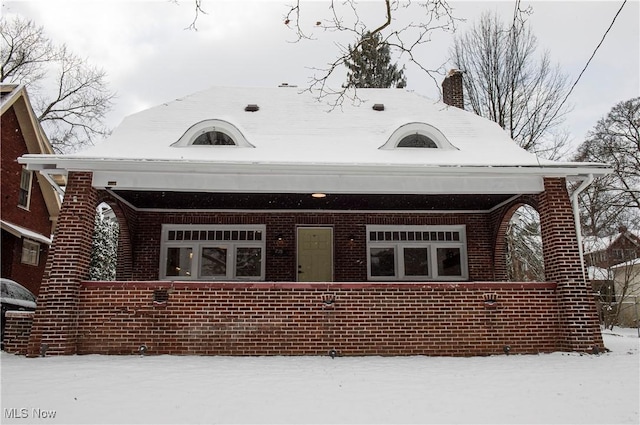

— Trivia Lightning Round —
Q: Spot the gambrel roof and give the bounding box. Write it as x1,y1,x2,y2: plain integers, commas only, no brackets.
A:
20,86,610,196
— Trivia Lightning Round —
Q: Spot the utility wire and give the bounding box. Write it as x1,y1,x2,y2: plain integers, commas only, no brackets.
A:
554,0,628,119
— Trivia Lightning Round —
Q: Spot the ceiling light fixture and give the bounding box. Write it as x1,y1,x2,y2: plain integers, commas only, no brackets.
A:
311,193,327,198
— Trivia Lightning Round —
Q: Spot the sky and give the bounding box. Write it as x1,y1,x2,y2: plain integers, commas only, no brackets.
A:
1,0,639,153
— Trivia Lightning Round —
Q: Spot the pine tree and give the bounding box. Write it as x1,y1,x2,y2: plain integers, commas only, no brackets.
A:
344,31,406,89
89,207,119,281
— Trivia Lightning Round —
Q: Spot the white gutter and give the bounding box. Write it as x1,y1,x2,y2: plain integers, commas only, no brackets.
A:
570,174,594,283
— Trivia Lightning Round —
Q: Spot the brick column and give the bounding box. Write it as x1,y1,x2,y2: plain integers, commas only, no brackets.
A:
538,177,603,352
27,172,98,356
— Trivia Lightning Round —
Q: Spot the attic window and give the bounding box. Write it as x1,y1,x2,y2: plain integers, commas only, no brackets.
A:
172,119,254,148
397,134,438,148
192,131,235,146
380,122,457,150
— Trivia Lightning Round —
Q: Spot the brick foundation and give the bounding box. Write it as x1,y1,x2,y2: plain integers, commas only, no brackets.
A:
76,281,562,356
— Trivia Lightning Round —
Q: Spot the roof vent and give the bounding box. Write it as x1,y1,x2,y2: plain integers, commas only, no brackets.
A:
278,83,297,88
372,103,385,111
244,104,259,112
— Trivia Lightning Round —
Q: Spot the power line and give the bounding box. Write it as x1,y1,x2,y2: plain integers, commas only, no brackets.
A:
555,0,628,116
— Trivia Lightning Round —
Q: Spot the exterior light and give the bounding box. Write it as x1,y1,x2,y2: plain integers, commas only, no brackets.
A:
312,193,327,198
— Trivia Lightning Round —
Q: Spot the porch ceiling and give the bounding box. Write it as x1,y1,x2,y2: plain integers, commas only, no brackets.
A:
112,190,516,211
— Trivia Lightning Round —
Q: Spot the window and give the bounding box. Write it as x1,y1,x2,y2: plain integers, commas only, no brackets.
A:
379,122,458,150
192,131,235,146
172,119,254,148
21,239,40,266
397,134,438,148
366,225,468,281
160,225,265,280
18,168,32,209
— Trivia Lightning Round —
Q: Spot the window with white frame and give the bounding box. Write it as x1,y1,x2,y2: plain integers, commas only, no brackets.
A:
366,225,468,281
18,168,32,209
160,225,265,280
21,239,40,266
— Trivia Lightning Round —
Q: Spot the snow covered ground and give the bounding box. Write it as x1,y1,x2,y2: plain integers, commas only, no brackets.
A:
1,328,638,425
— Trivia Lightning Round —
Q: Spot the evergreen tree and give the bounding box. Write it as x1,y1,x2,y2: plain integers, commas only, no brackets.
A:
344,31,406,89
89,207,119,281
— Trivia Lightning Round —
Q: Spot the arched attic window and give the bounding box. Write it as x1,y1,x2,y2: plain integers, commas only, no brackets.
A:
380,122,457,150
172,119,254,148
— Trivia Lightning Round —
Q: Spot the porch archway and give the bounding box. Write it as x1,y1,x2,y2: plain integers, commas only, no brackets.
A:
493,196,543,282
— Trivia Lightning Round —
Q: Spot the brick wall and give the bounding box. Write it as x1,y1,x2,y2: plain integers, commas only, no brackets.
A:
1,106,52,294
27,171,98,357
538,178,603,351
127,210,495,282
76,281,562,356
24,173,605,356
3,311,34,355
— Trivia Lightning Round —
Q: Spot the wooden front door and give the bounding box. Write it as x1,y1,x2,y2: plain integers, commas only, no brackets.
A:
297,227,333,282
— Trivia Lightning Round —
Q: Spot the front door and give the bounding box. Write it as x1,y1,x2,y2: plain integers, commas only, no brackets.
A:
297,227,333,282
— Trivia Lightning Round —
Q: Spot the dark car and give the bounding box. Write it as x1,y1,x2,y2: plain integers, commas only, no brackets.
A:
1,278,37,348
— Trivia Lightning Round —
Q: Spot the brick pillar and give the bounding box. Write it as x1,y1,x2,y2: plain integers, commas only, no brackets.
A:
27,172,98,356
538,177,603,352
442,69,464,109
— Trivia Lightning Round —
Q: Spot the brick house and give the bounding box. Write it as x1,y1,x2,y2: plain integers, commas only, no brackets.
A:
17,75,611,357
584,227,640,324
1,84,61,296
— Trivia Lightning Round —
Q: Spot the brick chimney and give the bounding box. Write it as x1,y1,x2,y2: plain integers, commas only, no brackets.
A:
442,69,464,109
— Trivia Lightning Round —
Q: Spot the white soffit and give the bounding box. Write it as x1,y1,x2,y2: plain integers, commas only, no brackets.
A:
91,169,545,194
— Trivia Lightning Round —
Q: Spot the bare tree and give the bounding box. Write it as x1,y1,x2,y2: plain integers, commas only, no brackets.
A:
178,1,457,106
595,253,640,330
449,10,571,158
505,205,544,282
284,0,458,106
575,97,640,213
1,15,115,153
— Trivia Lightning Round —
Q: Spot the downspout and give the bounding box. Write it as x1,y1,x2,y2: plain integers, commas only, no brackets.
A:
570,174,594,283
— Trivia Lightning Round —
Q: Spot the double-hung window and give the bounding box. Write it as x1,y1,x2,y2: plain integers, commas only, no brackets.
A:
367,225,468,281
18,168,32,209
160,225,265,280
21,239,40,266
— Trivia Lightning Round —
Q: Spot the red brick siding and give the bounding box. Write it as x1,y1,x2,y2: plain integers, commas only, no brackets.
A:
27,171,98,356
77,281,562,356
538,178,603,351
128,210,495,282
24,173,605,356
1,106,52,294
3,311,34,355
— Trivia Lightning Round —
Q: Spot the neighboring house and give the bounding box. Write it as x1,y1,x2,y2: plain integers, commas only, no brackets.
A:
17,73,611,357
0,84,62,296
584,227,640,269
584,227,640,301
611,258,640,327
584,228,640,326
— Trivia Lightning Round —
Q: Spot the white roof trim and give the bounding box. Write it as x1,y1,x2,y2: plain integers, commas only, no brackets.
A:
1,220,52,244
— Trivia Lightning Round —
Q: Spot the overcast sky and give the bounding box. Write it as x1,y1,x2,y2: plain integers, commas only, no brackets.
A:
2,0,639,153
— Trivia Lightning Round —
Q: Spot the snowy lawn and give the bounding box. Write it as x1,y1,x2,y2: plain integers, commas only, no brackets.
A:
1,328,638,425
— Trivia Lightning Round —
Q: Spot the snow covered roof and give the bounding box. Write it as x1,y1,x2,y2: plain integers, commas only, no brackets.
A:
587,266,611,281
20,86,611,195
